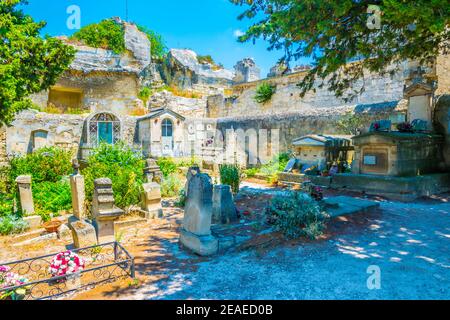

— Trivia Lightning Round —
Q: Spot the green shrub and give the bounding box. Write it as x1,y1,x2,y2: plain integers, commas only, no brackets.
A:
82,143,145,210
33,181,72,220
0,216,29,236
138,87,152,104
0,194,14,217
136,25,168,58
161,174,184,198
175,188,187,207
244,167,259,178
157,157,177,177
254,82,276,104
71,19,125,54
219,164,241,194
267,191,329,239
9,147,73,185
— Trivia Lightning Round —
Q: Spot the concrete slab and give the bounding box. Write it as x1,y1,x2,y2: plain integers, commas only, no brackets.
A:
323,196,380,218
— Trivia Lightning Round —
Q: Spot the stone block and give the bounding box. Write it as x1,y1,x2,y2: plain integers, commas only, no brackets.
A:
70,174,85,220
69,220,97,249
57,223,73,242
15,175,34,215
179,229,219,256
23,215,42,229
93,219,117,244
212,185,238,224
141,182,163,219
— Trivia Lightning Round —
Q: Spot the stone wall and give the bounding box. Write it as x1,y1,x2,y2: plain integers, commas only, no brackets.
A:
207,64,408,118
437,53,450,96
148,91,207,118
30,71,141,116
4,111,139,159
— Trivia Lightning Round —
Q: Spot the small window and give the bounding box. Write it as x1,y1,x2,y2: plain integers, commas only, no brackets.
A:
162,119,173,137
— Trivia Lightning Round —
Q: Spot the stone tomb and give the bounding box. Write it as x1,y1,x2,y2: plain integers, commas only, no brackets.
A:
92,178,124,244
179,170,218,256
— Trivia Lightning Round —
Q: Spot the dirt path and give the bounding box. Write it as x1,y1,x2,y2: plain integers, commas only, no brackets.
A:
76,188,450,300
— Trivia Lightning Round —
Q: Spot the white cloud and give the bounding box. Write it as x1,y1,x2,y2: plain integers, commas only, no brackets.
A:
233,29,245,38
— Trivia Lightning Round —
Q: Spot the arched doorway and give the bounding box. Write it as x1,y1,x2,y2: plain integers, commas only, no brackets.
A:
88,113,121,146
161,118,174,156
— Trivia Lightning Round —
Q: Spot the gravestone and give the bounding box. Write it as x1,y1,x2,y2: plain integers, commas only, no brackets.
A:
179,171,218,256
15,175,34,215
284,159,297,173
92,178,124,244
212,185,238,224
69,220,97,248
185,165,201,196
144,158,163,184
141,182,163,219
70,159,85,220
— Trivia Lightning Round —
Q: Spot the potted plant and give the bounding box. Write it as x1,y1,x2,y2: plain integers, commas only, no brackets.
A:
49,251,86,291
0,265,30,300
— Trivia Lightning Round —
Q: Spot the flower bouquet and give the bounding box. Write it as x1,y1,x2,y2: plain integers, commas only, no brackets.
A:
49,251,85,289
0,265,30,300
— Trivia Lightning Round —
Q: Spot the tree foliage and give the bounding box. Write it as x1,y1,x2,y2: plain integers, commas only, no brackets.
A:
0,0,76,125
136,24,167,58
71,19,126,54
254,82,276,103
231,0,450,101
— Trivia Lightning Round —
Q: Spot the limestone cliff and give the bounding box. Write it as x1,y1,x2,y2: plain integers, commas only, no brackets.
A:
160,49,234,91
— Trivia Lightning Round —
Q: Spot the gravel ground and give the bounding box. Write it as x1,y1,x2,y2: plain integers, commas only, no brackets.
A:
127,195,450,300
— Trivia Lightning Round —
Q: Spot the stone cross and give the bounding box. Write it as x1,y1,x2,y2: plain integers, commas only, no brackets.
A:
70,159,85,220
143,158,163,184
212,185,238,224
179,172,218,256
15,175,34,215
92,178,124,244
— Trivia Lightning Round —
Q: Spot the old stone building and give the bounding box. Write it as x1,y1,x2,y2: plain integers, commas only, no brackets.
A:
1,18,449,170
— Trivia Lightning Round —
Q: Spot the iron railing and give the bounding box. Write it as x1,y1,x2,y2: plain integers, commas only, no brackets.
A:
0,242,135,300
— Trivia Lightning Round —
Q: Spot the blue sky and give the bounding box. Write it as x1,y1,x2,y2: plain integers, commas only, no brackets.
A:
21,0,312,77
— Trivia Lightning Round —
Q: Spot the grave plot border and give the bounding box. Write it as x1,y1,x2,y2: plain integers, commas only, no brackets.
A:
0,241,135,300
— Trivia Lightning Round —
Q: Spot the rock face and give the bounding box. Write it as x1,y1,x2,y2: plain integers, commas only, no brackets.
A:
67,21,151,75
160,49,234,91
234,58,260,83
267,61,290,78
148,90,207,117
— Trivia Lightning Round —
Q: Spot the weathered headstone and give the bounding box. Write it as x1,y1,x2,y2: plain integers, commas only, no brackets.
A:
185,165,201,196
141,182,163,219
284,159,297,173
70,159,85,220
144,158,163,184
179,172,218,256
15,175,34,215
69,220,97,248
212,185,238,224
92,178,124,244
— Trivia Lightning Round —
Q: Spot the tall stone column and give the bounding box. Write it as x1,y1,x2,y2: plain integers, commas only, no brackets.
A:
92,178,124,244
15,175,34,215
70,159,85,220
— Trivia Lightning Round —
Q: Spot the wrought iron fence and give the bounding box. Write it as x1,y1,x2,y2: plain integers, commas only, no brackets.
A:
0,242,135,300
